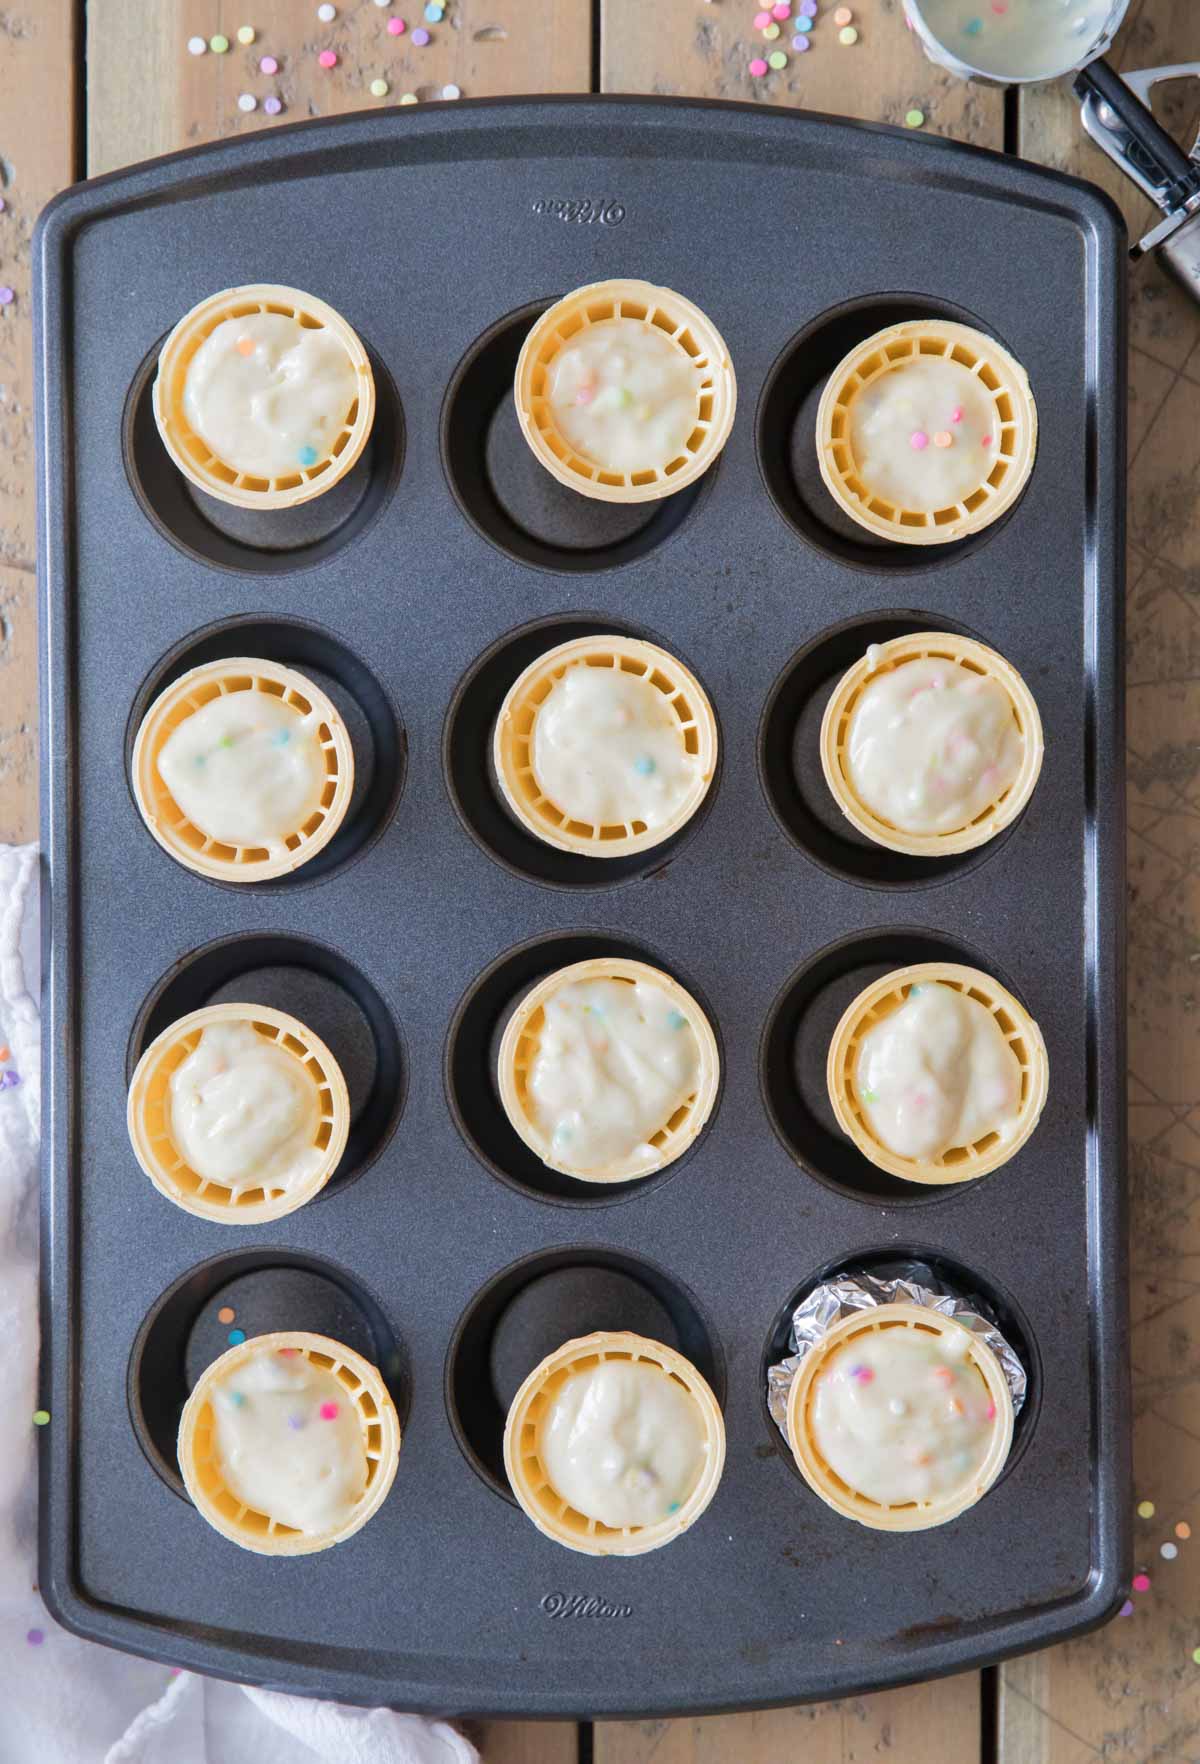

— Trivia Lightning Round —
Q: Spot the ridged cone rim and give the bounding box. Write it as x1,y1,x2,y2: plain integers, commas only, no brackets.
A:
127,1001,351,1223
825,961,1048,1184
177,1330,401,1555
131,655,355,882
496,956,720,1184
152,283,376,509
785,1303,1015,1531
514,279,736,503
815,320,1037,545
818,631,1044,856
492,634,718,858
503,1330,725,1555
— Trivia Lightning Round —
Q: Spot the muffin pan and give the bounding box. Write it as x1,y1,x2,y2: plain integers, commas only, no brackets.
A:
36,98,1127,1715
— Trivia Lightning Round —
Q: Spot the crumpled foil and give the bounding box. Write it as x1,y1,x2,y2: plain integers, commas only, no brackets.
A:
766,1261,1027,1440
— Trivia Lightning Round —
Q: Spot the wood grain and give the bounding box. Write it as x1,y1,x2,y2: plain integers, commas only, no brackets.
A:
601,0,1004,143
88,0,592,177
0,0,77,843
595,1675,980,1763
999,5,1200,1760
469,1720,580,1762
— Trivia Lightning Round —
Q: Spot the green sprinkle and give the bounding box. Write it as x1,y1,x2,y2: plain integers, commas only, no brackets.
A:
32,1409,50,1427
210,33,230,52
863,1089,878,1103
617,387,634,408
220,734,235,749
905,108,925,129
768,49,787,69
667,1009,687,1030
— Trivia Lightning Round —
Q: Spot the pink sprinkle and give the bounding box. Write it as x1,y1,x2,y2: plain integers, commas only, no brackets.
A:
749,57,768,76
259,54,278,73
26,1628,44,1646
0,198,6,213
982,435,992,447
0,287,14,307
1118,1599,1134,1616
387,15,406,31
319,1401,340,1420
318,48,338,67
912,1091,931,1110
932,674,945,688
986,1401,997,1420
411,25,430,43
910,430,928,451
991,1,1007,10
980,764,998,787
951,405,963,423
170,1666,182,1675
772,1,792,15
850,1365,875,1383
932,1366,955,1387
264,96,283,114
754,9,771,24
277,1347,298,1357
576,385,594,405
1133,1573,1151,1592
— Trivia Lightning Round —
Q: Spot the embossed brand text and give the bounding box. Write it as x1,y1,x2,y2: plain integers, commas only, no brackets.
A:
532,198,626,226
540,1592,633,1619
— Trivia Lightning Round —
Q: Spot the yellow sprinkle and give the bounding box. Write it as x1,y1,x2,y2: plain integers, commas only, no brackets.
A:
839,24,859,44
1138,1500,1156,1519
370,78,389,96
33,1410,50,1427
237,25,256,45
400,91,418,104
763,21,780,38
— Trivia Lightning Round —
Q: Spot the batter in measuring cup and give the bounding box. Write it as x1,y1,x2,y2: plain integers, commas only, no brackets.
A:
916,0,1110,80
183,312,358,478
847,650,1023,834
210,1344,366,1533
811,1325,997,1506
547,318,699,474
532,662,700,832
849,356,996,511
169,1020,324,1193
539,1358,708,1528
156,690,326,850
528,974,700,1175
855,982,1022,1162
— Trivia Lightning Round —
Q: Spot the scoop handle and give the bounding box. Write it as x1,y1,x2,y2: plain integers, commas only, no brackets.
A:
1074,58,1200,213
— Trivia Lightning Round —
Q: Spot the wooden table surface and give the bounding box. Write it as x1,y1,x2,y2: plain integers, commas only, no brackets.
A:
2,2,1199,1759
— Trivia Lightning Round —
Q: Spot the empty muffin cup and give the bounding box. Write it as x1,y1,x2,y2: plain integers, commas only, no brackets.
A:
504,1330,725,1555
786,1302,1014,1531
820,631,1044,857
132,656,354,883
496,956,720,1185
178,1330,401,1554
127,1002,350,1224
826,961,1048,1185
152,283,375,510
492,634,718,859
816,319,1037,545
514,279,736,503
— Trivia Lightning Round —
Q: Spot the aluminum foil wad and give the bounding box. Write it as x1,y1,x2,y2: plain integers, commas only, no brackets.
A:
766,1262,1027,1441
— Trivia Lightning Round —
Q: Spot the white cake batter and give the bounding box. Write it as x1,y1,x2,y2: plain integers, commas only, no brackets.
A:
849,356,996,511
169,1020,324,1192
157,690,326,849
183,312,358,479
528,975,700,1174
855,982,1022,1162
211,1346,366,1534
547,318,699,474
532,663,699,831
917,0,1110,80
539,1359,707,1528
847,652,1023,834
811,1326,997,1506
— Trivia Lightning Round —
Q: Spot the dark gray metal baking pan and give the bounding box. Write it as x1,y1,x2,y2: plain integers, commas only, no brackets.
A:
35,95,1129,1718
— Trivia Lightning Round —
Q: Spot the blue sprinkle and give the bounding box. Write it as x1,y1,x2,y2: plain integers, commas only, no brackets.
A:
287,1413,306,1431
229,1391,246,1408
667,1501,681,1513
424,1,443,16
667,1010,687,1031
298,444,319,467
193,753,206,767
271,729,291,747
795,13,812,27
228,1328,246,1346
0,1069,20,1089
963,16,982,33
633,755,656,776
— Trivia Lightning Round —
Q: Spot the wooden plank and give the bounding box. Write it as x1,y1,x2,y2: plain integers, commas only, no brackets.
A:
601,0,1005,144
469,1720,579,1762
1000,4,1200,1762
596,1675,980,1763
87,0,593,177
0,0,77,844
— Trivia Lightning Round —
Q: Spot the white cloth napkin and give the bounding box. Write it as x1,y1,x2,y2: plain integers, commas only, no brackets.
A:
0,843,478,1764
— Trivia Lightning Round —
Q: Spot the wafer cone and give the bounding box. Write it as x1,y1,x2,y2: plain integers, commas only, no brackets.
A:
819,631,1043,856
492,634,717,859
786,1302,1014,1530
496,957,719,1183
152,283,375,509
826,961,1048,1184
131,656,354,882
816,320,1036,544
514,280,736,503
504,1331,725,1555
178,1331,400,1555
127,1002,350,1223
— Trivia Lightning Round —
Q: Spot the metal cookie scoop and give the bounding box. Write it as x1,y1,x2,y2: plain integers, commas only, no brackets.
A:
1076,58,1200,298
